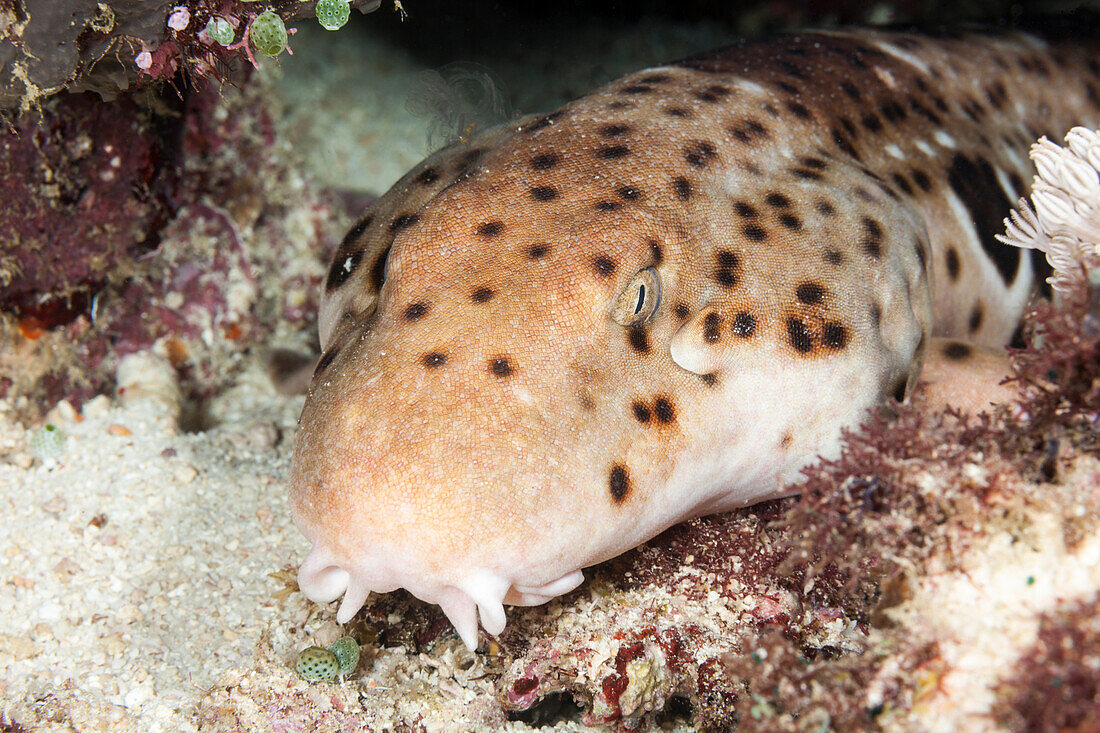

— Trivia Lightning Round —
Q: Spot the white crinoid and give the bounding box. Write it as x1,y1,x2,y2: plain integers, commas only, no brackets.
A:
998,127,1100,292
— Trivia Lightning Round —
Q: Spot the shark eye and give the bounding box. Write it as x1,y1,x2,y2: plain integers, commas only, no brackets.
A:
612,267,661,326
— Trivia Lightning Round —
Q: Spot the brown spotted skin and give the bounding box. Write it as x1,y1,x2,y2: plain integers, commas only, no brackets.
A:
290,28,1100,649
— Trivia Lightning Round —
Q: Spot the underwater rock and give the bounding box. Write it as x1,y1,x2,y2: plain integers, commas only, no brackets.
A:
0,79,351,415
0,0,385,110
0,90,182,323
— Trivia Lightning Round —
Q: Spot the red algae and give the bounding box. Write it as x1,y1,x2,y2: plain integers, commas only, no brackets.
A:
721,627,940,732
0,91,181,319
993,592,1100,733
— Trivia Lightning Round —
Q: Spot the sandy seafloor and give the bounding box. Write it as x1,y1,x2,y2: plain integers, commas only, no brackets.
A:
2,6,1100,733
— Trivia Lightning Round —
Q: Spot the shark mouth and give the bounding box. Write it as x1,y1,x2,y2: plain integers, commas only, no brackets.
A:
297,544,585,650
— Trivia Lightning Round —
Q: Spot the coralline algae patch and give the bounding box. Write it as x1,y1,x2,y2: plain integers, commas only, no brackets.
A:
0,77,352,417
0,92,180,324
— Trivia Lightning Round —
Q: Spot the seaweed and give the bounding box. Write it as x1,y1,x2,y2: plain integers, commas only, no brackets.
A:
993,592,1100,732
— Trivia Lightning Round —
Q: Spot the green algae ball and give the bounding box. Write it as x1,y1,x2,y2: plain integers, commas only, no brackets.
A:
206,17,234,46
296,646,339,682
31,423,65,461
316,0,351,31
329,636,360,675
249,11,288,57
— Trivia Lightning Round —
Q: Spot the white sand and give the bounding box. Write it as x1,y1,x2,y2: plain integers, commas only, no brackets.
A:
0,354,305,731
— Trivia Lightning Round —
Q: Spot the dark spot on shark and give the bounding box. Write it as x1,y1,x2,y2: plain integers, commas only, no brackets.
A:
942,341,972,361
779,213,802,230
743,224,768,242
734,201,757,218
968,303,984,333
416,168,440,185
862,113,883,132
530,186,558,201
946,154,1021,284
704,312,721,343
404,302,429,320
860,216,884,259
732,312,756,337
422,352,448,368
831,126,861,162
326,243,364,291
786,100,812,119
609,464,631,503
946,247,961,281
823,322,849,349
685,141,718,167
593,255,617,276
892,173,913,195
911,169,932,191
476,221,504,238
787,318,814,353
598,145,631,160
796,282,825,304
390,213,420,232
765,192,791,208
531,153,559,170
600,124,631,137
731,119,769,142
489,356,514,377
653,397,676,424
715,250,739,286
